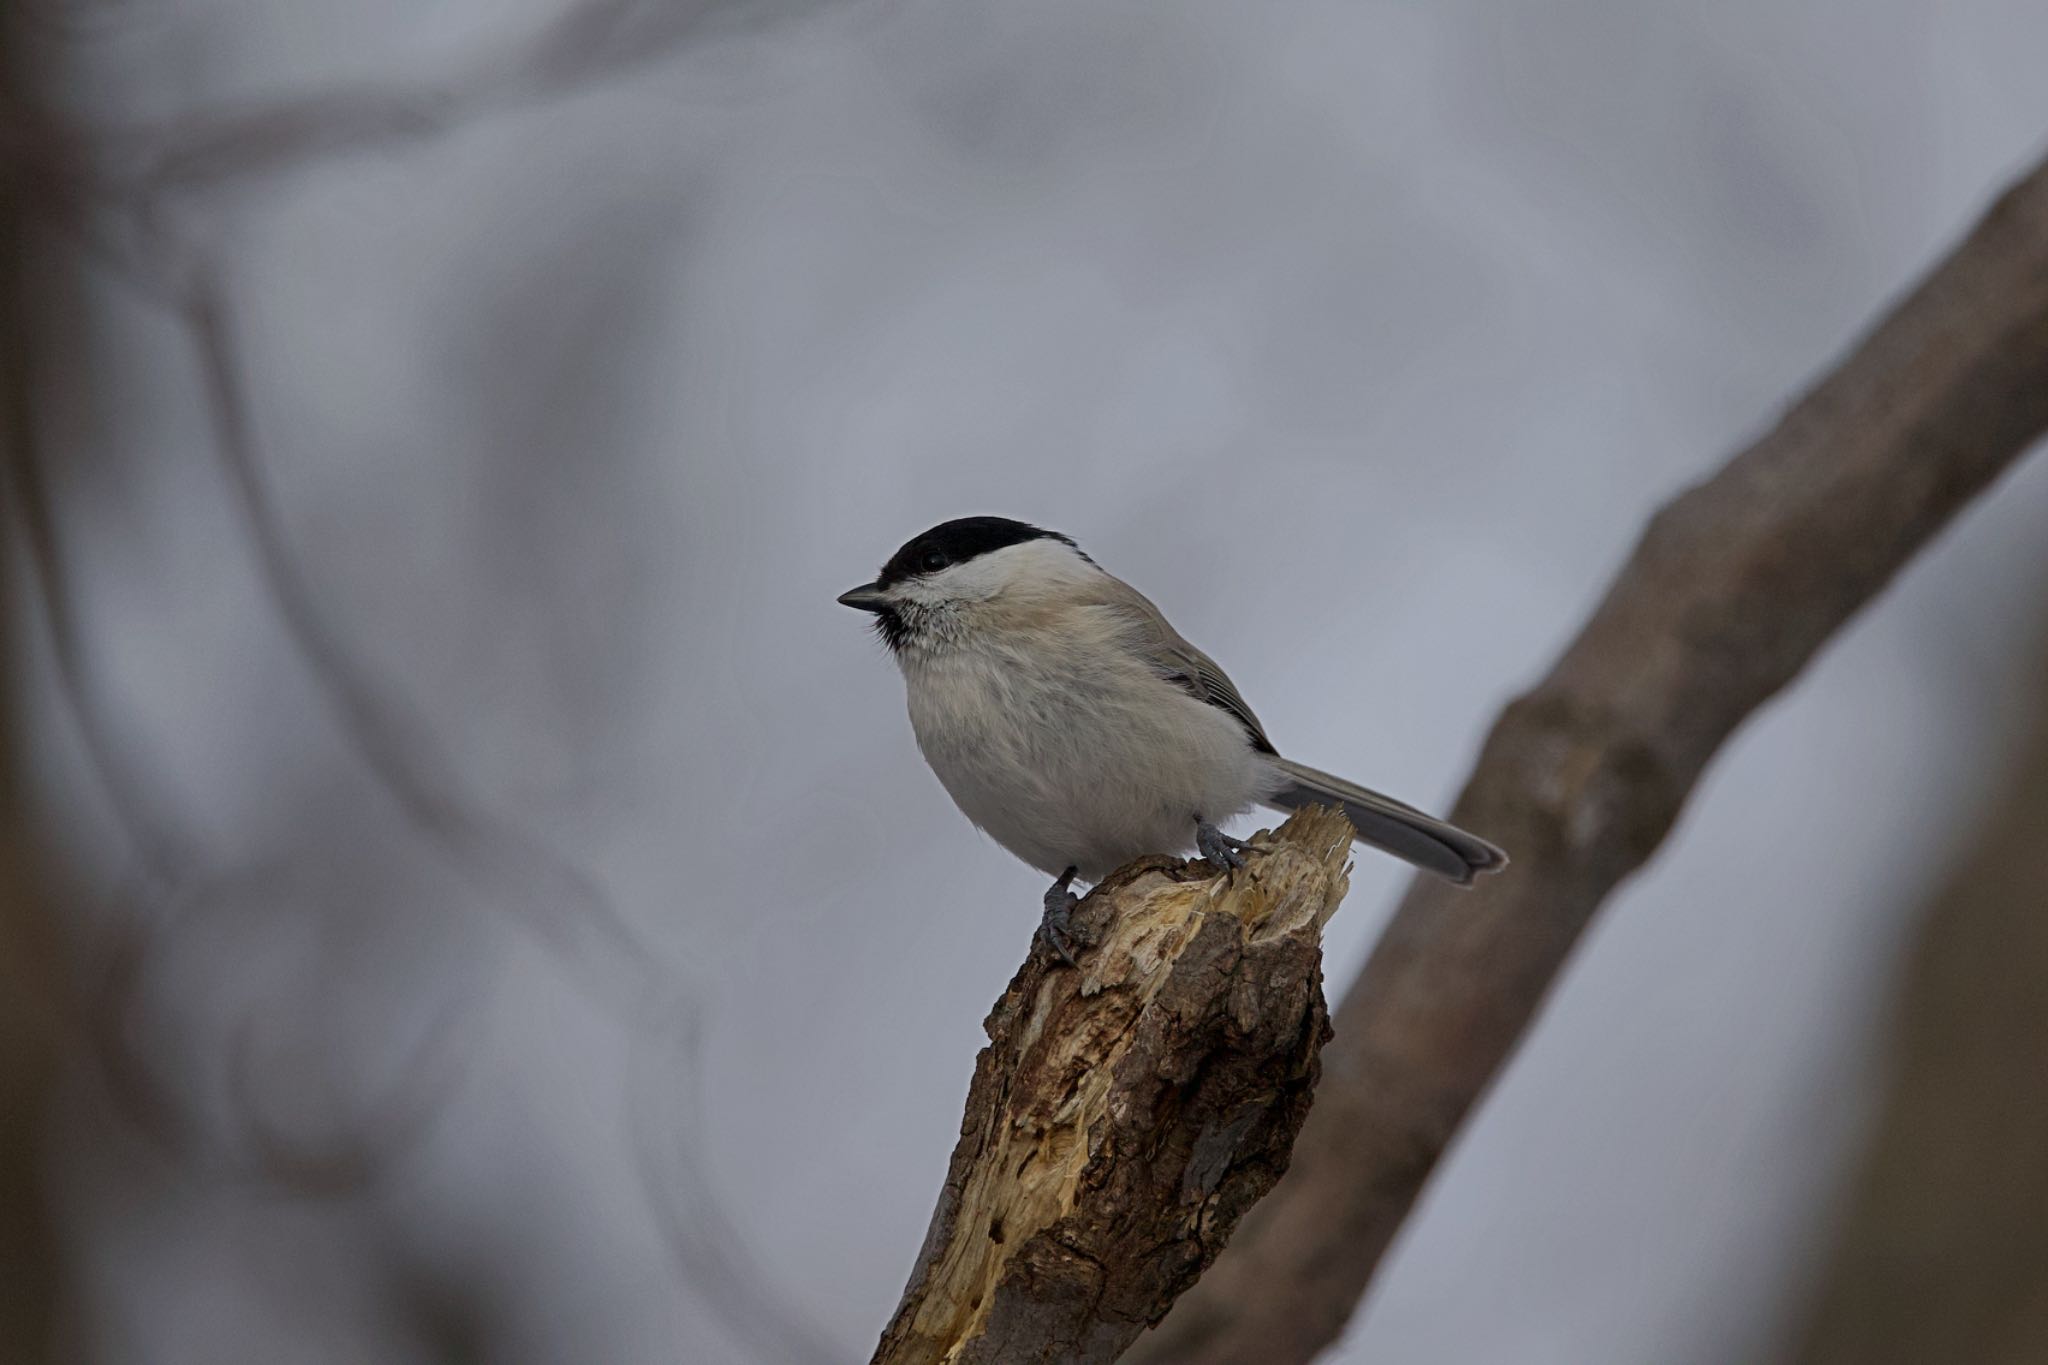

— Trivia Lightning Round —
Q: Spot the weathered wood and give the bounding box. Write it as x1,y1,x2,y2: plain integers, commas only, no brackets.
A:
872,808,1353,1365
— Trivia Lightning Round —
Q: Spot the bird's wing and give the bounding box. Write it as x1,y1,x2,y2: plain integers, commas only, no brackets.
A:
1161,641,1277,755
1087,577,1277,755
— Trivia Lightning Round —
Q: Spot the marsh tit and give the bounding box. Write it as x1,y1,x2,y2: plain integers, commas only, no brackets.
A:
839,517,1506,960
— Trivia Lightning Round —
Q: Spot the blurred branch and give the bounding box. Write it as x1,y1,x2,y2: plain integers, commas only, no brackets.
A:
873,809,1351,1365
0,20,66,1360
5,0,827,213
0,644,65,1363
1132,151,2048,1364
1786,623,2048,1365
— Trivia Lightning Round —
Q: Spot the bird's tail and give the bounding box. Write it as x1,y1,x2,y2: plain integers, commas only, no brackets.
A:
1262,757,1507,886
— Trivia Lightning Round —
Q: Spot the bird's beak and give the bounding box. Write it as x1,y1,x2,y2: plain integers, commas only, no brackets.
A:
837,582,891,613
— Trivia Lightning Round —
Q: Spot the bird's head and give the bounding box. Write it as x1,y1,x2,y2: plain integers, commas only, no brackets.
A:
838,516,1097,654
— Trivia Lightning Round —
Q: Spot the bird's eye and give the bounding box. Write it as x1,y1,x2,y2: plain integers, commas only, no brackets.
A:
918,549,950,573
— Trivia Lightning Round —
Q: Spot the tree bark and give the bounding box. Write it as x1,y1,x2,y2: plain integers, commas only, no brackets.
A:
1130,152,2048,1364
1785,623,2048,1365
872,808,1353,1365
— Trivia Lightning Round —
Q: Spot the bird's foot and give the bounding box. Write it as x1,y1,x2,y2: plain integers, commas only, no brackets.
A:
1039,866,1090,968
1195,819,1252,871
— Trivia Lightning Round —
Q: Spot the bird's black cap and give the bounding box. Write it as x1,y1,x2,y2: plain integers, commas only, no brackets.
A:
874,516,1078,588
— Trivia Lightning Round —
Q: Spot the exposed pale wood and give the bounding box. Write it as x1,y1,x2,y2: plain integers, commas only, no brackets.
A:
872,808,1353,1365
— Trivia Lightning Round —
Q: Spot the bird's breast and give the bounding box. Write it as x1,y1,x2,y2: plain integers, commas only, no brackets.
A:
898,636,1271,879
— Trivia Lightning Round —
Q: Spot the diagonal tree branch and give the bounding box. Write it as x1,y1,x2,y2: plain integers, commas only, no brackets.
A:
1130,149,2048,1365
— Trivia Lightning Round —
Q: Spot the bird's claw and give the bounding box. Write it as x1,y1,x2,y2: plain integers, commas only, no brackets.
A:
1040,866,1090,968
1195,819,1252,871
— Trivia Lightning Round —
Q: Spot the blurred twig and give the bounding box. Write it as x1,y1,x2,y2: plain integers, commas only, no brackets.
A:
6,223,472,1190
874,810,1351,1365
1785,621,2048,1364
7,0,816,207
1131,151,2048,1364
187,228,839,1365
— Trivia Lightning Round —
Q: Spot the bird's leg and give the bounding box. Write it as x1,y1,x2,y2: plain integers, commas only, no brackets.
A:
1194,816,1252,871
1039,865,1087,968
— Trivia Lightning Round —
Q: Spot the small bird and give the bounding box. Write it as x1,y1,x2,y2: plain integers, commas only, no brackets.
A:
838,516,1506,961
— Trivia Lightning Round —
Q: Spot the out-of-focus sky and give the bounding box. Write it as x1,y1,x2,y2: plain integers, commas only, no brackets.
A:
16,0,2048,1361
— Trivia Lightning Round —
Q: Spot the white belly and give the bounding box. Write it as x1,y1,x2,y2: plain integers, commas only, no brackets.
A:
903,642,1277,881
